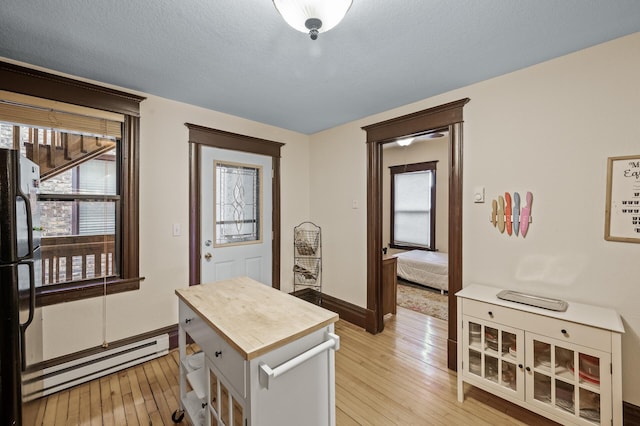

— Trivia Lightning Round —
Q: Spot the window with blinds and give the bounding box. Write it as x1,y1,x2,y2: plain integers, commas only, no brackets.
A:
1,60,144,306
390,161,437,250
0,91,122,286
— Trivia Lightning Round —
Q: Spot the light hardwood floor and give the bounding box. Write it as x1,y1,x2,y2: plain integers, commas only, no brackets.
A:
29,307,558,425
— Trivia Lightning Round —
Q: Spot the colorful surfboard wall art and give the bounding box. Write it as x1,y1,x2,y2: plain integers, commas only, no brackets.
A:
490,191,533,237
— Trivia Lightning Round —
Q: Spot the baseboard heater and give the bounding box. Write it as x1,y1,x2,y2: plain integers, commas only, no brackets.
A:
22,334,170,401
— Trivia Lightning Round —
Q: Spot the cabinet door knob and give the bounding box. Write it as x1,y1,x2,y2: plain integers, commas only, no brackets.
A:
525,366,531,372
518,364,523,369
488,311,493,318
561,329,568,335
185,318,191,324
215,351,222,357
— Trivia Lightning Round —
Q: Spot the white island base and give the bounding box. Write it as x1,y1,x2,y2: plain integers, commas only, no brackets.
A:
174,276,339,426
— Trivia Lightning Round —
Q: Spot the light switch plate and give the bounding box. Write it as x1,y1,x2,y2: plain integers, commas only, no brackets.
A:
473,186,485,203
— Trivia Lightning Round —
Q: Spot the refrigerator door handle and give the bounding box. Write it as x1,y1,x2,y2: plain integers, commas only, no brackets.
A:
19,260,36,371
16,188,34,260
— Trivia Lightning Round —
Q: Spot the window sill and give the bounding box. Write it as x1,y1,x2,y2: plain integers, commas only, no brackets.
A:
389,244,435,251
35,276,145,307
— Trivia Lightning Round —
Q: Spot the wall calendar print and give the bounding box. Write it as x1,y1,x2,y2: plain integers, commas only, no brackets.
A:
605,155,640,243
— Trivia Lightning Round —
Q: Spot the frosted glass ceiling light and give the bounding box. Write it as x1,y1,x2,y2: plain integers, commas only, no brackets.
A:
273,0,353,40
397,137,414,147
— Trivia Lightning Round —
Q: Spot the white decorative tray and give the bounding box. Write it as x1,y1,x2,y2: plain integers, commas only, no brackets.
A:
497,290,568,312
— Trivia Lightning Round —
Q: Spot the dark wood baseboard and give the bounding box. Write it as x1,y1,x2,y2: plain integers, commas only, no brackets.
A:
624,401,640,425
447,338,457,371
291,288,322,304
167,324,180,350
291,288,367,329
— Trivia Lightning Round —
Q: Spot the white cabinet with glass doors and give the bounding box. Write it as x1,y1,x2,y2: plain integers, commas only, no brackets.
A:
457,284,624,426
462,317,525,400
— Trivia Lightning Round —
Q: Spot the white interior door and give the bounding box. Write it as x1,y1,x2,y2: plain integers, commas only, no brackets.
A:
200,146,272,286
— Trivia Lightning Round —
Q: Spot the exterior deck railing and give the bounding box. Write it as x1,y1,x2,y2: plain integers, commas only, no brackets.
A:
40,234,115,285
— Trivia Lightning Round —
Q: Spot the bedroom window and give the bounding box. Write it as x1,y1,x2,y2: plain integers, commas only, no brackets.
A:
390,161,437,250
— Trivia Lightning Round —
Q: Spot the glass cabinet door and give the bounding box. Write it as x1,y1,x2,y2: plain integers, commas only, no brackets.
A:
463,318,524,399
526,333,611,425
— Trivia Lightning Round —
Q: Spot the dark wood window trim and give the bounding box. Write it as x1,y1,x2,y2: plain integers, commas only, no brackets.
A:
186,124,284,289
389,160,437,251
362,98,469,372
0,61,143,116
1,60,146,306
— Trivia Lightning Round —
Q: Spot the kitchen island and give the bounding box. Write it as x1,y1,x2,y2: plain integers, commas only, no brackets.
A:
174,276,339,426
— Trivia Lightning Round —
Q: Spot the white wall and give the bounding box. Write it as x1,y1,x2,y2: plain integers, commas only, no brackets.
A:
308,125,368,305
382,138,449,254
309,32,640,404
32,90,311,359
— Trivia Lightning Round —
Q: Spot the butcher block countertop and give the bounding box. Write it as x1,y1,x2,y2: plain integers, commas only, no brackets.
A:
175,276,338,361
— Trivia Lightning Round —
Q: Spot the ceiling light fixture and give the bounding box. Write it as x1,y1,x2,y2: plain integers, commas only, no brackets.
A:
397,137,414,147
426,132,445,139
273,0,353,40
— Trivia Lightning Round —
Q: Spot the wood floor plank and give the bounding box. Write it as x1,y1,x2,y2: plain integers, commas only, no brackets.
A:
136,364,159,417
117,370,139,425
144,360,174,423
65,386,80,426
33,395,47,425
109,373,127,425
77,382,92,425
148,410,165,426
150,357,179,406
127,368,150,425
158,354,181,399
99,376,114,426
89,379,102,426
41,392,59,425
335,406,360,426
122,392,141,426
53,390,69,426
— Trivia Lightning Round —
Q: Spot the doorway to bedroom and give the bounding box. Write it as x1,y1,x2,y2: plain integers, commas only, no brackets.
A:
382,133,449,323
363,98,469,371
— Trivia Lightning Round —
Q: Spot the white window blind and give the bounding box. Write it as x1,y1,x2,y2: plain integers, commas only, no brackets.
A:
77,159,117,235
394,171,432,247
0,90,123,139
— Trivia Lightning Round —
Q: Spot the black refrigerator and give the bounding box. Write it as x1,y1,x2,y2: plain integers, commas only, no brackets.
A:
0,148,43,425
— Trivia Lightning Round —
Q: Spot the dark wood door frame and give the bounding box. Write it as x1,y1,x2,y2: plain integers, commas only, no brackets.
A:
362,98,469,370
186,123,285,289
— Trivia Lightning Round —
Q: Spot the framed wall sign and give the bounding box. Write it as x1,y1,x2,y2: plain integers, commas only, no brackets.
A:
605,155,640,243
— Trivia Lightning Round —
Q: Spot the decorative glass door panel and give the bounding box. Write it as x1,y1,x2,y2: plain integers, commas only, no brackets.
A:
463,318,524,399
526,333,611,425
214,160,262,246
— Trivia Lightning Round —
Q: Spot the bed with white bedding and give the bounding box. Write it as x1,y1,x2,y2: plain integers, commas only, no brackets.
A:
395,250,448,292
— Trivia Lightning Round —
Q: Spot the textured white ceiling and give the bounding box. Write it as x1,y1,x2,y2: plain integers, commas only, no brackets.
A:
1,0,640,134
